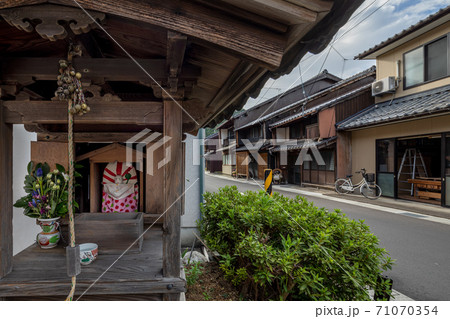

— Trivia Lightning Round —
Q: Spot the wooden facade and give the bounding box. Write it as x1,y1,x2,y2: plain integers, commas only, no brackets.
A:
0,0,364,300
268,67,376,186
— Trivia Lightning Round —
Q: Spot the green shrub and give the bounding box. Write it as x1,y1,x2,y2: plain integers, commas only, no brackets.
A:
185,262,204,286
199,186,393,301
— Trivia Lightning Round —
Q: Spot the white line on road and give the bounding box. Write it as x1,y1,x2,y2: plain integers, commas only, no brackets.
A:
207,173,450,227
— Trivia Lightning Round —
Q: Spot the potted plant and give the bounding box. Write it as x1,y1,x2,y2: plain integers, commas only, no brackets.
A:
14,161,78,249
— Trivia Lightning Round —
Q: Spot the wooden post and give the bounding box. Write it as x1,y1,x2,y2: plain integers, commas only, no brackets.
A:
0,103,13,279
162,91,183,301
146,145,165,215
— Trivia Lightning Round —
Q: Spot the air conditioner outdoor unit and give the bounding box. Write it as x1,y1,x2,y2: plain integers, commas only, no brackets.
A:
372,76,396,96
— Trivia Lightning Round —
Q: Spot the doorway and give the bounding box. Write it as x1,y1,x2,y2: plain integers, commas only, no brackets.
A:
396,135,442,204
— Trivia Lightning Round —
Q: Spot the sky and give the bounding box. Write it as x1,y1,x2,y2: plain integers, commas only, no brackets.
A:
243,0,449,109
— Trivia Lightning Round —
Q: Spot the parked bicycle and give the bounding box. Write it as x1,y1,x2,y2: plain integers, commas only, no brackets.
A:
335,168,382,199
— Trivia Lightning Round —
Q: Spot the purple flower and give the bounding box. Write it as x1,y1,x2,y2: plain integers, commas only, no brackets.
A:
36,168,43,178
32,190,39,197
40,208,45,215
30,199,37,207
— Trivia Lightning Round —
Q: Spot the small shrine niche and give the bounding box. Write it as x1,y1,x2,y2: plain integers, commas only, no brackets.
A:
75,143,145,213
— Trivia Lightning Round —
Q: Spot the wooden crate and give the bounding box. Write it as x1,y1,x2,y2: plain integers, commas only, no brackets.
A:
61,213,144,254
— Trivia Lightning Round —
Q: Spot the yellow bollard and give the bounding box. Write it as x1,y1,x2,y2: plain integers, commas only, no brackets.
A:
264,169,273,196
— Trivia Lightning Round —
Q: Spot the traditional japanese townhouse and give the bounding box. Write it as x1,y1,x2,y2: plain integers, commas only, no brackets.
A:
204,132,222,173
0,0,365,300
268,67,376,186
337,7,450,206
216,118,236,176
233,70,342,179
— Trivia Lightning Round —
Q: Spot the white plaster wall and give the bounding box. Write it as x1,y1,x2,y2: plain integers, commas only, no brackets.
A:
181,132,203,246
12,125,40,255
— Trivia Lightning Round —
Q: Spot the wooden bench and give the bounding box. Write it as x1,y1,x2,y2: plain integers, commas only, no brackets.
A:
407,178,442,200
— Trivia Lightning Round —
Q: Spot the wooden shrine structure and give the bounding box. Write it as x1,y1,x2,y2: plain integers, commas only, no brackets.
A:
0,0,362,300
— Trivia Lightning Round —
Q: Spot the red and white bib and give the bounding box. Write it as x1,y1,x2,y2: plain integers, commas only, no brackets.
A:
101,161,139,213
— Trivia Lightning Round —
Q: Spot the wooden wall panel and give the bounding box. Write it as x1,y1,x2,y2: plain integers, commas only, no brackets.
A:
31,141,68,170
335,91,374,123
336,131,352,178
318,107,335,139
236,151,249,178
257,153,268,180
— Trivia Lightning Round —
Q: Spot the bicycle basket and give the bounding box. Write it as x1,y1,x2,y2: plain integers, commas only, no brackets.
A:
366,173,375,183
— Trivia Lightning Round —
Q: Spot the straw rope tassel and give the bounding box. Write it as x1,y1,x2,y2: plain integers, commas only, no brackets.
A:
65,97,76,301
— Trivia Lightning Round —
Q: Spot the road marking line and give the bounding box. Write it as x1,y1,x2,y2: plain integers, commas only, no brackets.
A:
206,173,450,226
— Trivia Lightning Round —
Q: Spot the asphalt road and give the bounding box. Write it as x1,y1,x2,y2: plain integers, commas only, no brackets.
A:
205,174,450,301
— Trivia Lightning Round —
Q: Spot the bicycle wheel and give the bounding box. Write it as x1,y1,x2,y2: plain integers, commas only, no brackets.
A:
335,179,351,194
361,184,382,199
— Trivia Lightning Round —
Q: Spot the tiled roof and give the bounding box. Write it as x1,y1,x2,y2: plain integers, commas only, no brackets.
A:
337,85,450,130
269,83,371,128
205,132,219,139
235,66,376,131
271,136,336,152
355,6,450,59
233,69,341,119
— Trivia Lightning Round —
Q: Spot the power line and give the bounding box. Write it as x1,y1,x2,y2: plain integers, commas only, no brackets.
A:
251,0,391,123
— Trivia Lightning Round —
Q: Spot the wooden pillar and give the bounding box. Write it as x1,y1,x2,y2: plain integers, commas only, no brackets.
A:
146,145,164,215
336,131,352,178
162,91,183,300
0,103,13,279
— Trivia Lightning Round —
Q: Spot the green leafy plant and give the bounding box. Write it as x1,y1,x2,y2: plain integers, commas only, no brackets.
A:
202,292,211,300
13,161,80,219
199,186,394,301
185,262,204,286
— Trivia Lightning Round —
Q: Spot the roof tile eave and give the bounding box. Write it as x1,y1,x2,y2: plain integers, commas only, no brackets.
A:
337,85,450,130
355,6,450,60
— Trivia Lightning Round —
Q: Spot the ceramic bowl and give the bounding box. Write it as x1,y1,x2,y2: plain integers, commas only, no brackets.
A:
79,243,98,265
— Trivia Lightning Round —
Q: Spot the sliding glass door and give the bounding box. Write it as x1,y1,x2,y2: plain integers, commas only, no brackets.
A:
444,133,450,207
376,139,396,197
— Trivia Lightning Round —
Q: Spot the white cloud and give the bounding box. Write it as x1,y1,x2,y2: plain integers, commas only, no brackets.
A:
243,0,448,109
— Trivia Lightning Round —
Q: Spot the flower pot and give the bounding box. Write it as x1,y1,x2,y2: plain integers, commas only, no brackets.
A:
36,217,61,249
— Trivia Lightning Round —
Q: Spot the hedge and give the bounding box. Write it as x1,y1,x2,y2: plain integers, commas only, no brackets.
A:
199,186,394,301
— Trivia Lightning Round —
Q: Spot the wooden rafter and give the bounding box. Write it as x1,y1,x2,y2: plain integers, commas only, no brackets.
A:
194,0,288,33
166,31,187,93
221,0,318,25
285,0,334,12
0,0,289,69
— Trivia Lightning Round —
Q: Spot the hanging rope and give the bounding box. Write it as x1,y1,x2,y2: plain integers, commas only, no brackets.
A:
55,44,90,301
65,97,76,301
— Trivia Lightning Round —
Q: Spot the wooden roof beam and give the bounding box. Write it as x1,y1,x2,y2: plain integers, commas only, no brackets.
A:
194,0,289,33
37,132,145,143
166,31,187,93
245,0,319,22
2,100,163,125
56,0,289,69
221,0,319,25
0,57,200,84
285,0,334,12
